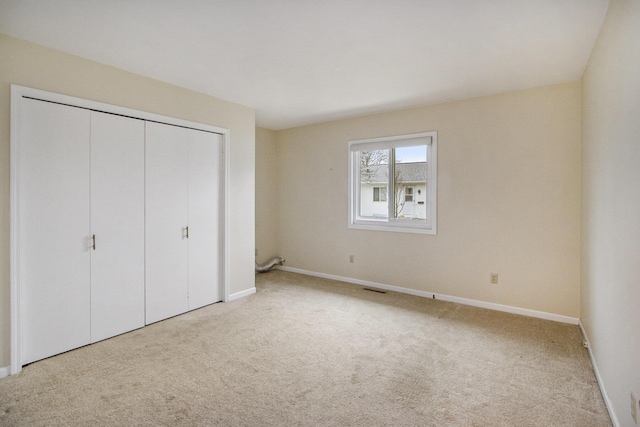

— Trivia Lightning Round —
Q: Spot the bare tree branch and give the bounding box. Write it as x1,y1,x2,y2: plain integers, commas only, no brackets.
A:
359,149,388,183
394,166,405,218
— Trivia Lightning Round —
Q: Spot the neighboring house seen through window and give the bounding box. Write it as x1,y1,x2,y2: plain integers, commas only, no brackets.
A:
349,131,437,234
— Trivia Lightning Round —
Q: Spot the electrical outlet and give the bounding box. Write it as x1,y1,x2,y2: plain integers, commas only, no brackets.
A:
632,391,639,425
490,273,499,284
349,255,355,264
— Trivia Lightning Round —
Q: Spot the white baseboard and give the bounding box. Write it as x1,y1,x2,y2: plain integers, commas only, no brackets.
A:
228,287,256,301
0,365,9,379
579,321,619,427
276,265,579,325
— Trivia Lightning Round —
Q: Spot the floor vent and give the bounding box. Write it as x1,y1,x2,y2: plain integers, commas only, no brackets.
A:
363,288,386,294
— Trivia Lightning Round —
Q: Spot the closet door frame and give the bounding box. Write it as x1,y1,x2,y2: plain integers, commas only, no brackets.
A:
9,85,230,375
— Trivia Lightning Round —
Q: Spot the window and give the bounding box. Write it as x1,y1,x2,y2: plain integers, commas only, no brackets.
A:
404,187,414,202
349,131,437,234
373,186,387,202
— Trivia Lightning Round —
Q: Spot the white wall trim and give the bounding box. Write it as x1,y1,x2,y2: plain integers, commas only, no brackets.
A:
276,265,579,325
9,86,21,375
11,85,229,134
10,85,231,376
222,130,231,303
228,287,256,301
579,321,619,427
0,366,10,379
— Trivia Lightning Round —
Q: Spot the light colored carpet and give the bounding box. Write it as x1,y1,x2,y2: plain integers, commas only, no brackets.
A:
0,270,611,426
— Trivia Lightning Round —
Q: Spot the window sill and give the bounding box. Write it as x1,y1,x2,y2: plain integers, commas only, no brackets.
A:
348,222,436,235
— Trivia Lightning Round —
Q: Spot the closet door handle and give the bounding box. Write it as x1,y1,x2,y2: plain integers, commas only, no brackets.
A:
92,234,96,250
185,226,189,239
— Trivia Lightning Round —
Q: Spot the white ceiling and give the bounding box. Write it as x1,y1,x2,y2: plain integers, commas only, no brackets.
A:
0,0,610,130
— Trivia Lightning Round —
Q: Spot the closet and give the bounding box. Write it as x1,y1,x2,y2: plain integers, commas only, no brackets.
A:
90,112,146,342
15,91,224,366
19,99,94,364
145,122,223,324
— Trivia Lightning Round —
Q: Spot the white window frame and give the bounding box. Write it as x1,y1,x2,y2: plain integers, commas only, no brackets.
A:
348,131,437,235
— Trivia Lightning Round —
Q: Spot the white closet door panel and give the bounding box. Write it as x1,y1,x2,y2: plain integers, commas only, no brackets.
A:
19,98,91,364
188,132,223,309
90,112,145,342
145,122,189,324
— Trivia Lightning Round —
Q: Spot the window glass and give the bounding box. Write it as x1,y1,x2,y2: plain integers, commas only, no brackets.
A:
358,149,389,219
394,146,426,220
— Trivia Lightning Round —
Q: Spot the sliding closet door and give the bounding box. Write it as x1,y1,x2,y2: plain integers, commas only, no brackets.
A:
19,98,91,365
188,132,223,309
90,112,145,342
145,122,190,324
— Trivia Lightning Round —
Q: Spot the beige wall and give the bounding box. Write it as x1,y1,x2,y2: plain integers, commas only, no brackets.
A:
274,82,581,318
255,127,278,263
0,33,256,368
581,0,640,424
